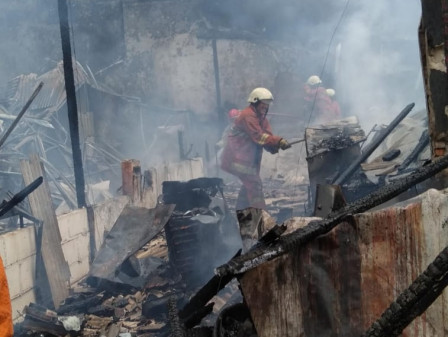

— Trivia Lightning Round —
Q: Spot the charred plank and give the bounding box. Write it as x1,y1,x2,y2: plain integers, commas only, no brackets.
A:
22,317,67,337
397,129,429,172
57,292,104,315
179,249,241,319
257,224,287,245
183,302,214,329
168,295,186,337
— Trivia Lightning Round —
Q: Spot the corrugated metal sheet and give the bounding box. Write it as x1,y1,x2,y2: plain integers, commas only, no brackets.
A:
5,61,95,115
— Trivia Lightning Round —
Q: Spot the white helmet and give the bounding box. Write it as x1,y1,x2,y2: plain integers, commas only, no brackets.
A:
306,75,322,86
326,88,336,97
247,87,274,104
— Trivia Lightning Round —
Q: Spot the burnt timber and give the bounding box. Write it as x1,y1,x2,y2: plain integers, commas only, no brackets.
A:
216,152,448,277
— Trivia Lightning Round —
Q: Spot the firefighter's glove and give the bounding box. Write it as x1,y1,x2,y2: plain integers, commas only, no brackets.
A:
264,145,279,154
279,139,292,150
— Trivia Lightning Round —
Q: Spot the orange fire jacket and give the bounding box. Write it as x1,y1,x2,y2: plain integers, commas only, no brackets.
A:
220,105,282,176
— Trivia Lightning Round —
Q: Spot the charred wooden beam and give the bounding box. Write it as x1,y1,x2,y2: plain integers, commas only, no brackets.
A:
216,152,448,277
22,303,67,336
183,303,214,329
57,292,104,315
22,317,67,337
185,327,213,337
397,129,429,172
178,272,234,319
168,296,186,337
361,245,448,337
87,304,115,317
24,303,58,323
0,176,42,218
178,249,241,319
257,224,287,245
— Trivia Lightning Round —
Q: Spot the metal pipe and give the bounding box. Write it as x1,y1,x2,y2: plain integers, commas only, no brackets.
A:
212,38,224,132
58,0,86,208
333,102,415,185
0,82,43,149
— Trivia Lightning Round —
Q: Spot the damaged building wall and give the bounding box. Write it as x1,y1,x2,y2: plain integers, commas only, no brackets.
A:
0,0,311,174
1,158,204,322
120,0,304,119
240,188,448,337
419,0,448,162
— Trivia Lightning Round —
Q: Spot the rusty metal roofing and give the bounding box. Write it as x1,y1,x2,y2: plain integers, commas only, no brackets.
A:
5,61,96,116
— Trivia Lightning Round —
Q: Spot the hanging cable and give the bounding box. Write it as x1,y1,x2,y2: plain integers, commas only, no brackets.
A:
306,0,351,127
293,0,351,211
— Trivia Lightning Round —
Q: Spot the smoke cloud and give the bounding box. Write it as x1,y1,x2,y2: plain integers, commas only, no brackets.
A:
334,0,425,130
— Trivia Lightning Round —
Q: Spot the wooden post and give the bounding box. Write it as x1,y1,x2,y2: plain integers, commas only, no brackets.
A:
58,0,86,208
132,165,142,204
121,159,141,204
21,154,70,309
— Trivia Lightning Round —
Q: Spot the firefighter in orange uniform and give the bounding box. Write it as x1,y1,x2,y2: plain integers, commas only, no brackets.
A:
303,75,333,124
220,87,291,210
0,256,13,337
325,88,342,120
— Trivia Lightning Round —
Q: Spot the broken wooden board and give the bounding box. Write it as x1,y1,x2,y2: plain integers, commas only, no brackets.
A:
21,154,70,309
89,203,175,283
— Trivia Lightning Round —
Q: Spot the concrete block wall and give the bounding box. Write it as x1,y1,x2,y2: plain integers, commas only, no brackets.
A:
0,158,204,322
58,208,90,286
0,227,37,320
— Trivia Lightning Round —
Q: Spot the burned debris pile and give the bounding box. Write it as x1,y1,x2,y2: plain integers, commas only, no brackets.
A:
305,105,431,211
16,177,248,337
163,178,239,287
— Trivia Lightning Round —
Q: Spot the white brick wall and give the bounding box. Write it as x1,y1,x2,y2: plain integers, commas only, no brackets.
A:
58,208,89,241
0,227,36,268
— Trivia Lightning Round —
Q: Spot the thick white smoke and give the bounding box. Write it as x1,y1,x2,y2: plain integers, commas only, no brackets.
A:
335,0,425,130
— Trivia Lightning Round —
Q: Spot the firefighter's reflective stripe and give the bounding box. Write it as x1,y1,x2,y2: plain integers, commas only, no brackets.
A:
230,162,257,176
257,133,270,145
